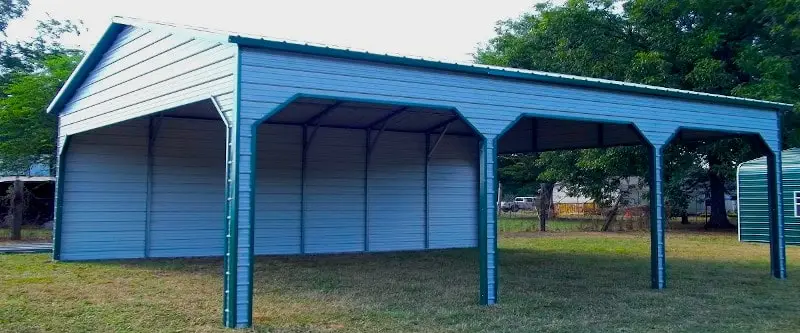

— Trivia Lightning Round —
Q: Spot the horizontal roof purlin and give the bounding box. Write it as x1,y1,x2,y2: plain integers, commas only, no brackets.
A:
47,16,794,114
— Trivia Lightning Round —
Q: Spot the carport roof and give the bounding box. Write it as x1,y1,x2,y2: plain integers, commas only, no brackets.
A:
47,16,794,115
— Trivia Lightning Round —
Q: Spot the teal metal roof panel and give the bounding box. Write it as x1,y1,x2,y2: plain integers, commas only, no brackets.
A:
48,16,793,115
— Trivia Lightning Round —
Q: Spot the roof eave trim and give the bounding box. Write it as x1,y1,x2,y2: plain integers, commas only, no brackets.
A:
229,35,793,112
46,22,125,114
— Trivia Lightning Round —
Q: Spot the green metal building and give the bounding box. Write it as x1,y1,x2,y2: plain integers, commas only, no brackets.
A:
738,148,800,244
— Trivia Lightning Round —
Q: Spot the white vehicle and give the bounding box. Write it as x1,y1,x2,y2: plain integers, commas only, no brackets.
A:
501,196,537,212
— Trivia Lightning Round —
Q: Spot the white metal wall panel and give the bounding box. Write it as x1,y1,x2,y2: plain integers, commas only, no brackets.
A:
303,128,367,253
254,124,302,254
59,26,235,135
149,118,226,257
60,118,148,260
367,132,426,251
428,135,479,248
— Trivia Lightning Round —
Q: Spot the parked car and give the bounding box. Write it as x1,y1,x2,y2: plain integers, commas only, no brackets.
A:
501,196,537,212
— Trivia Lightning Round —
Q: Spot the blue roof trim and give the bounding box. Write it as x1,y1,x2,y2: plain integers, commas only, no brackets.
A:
46,22,126,114
229,35,793,112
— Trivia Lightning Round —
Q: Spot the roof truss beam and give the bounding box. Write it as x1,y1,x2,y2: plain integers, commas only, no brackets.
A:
364,106,409,130
424,115,461,134
303,101,343,126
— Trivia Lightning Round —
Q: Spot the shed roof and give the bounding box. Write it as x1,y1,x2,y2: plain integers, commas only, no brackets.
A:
48,16,795,114
740,148,800,170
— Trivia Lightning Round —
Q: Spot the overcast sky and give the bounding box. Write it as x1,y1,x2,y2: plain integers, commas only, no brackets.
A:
6,0,555,63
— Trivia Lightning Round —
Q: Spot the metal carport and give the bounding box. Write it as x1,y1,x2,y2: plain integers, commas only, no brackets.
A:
47,17,792,329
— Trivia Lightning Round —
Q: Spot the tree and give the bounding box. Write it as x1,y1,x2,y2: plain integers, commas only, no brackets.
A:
0,53,80,174
498,154,541,198
497,153,555,231
477,0,800,229
0,5,83,174
536,147,648,230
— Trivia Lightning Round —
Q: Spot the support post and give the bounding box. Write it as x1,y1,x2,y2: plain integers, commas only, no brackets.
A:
648,143,666,289
530,118,538,152
597,123,605,147
144,116,161,258
479,136,498,305
767,149,787,279
424,133,430,249
300,126,307,254
364,129,370,252
52,136,69,260
223,117,255,328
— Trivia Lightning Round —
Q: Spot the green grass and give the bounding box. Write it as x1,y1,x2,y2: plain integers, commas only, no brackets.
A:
499,215,725,233
499,216,598,232
2,232,799,332
0,227,52,243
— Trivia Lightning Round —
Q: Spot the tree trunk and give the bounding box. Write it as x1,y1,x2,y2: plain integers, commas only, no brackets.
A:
601,202,622,232
705,156,735,229
497,182,502,218
10,180,24,240
601,192,624,232
538,182,554,232
681,212,690,225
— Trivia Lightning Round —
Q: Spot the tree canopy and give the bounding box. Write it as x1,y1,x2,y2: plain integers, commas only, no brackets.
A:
0,1,82,175
478,0,800,227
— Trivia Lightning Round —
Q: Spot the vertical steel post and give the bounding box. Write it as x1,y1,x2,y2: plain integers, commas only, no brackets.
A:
649,143,666,289
300,126,307,253
767,149,787,278
424,133,430,249
144,117,155,258
479,136,498,305
222,48,254,329
52,136,69,260
364,129,370,252
222,122,237,327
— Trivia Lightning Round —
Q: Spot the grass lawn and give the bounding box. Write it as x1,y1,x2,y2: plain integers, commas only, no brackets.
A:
499,215,723,233
2,232,799,332
0,227,52,244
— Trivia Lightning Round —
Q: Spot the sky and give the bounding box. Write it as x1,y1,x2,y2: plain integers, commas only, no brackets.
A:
6,0,555,63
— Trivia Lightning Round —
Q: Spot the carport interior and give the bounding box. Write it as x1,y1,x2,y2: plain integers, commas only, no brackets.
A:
253,97,481,255
497,117,646,153
58,100,228,260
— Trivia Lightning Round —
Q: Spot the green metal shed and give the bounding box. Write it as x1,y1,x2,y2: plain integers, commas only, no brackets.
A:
738,148,800,245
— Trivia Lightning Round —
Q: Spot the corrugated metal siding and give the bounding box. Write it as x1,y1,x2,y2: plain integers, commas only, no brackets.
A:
59,26,236,135
149,118,226,257
60,119,148,260
368,132,426,251
250,124,478,254
428,135,479,248
254,124,302,254
303,127,366,253
60,116,227,260
237,48,780,150
738,149,800,245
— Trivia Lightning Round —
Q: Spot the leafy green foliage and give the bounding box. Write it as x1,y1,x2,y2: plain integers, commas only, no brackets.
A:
477,0,800,222
0,0,28,35
537,147,648,208
0,54,79,174
0,5,83,175
498,154,541,197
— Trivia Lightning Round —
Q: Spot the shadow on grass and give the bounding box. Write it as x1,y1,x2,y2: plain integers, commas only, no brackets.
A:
50,236,798,331
83,243,796,308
